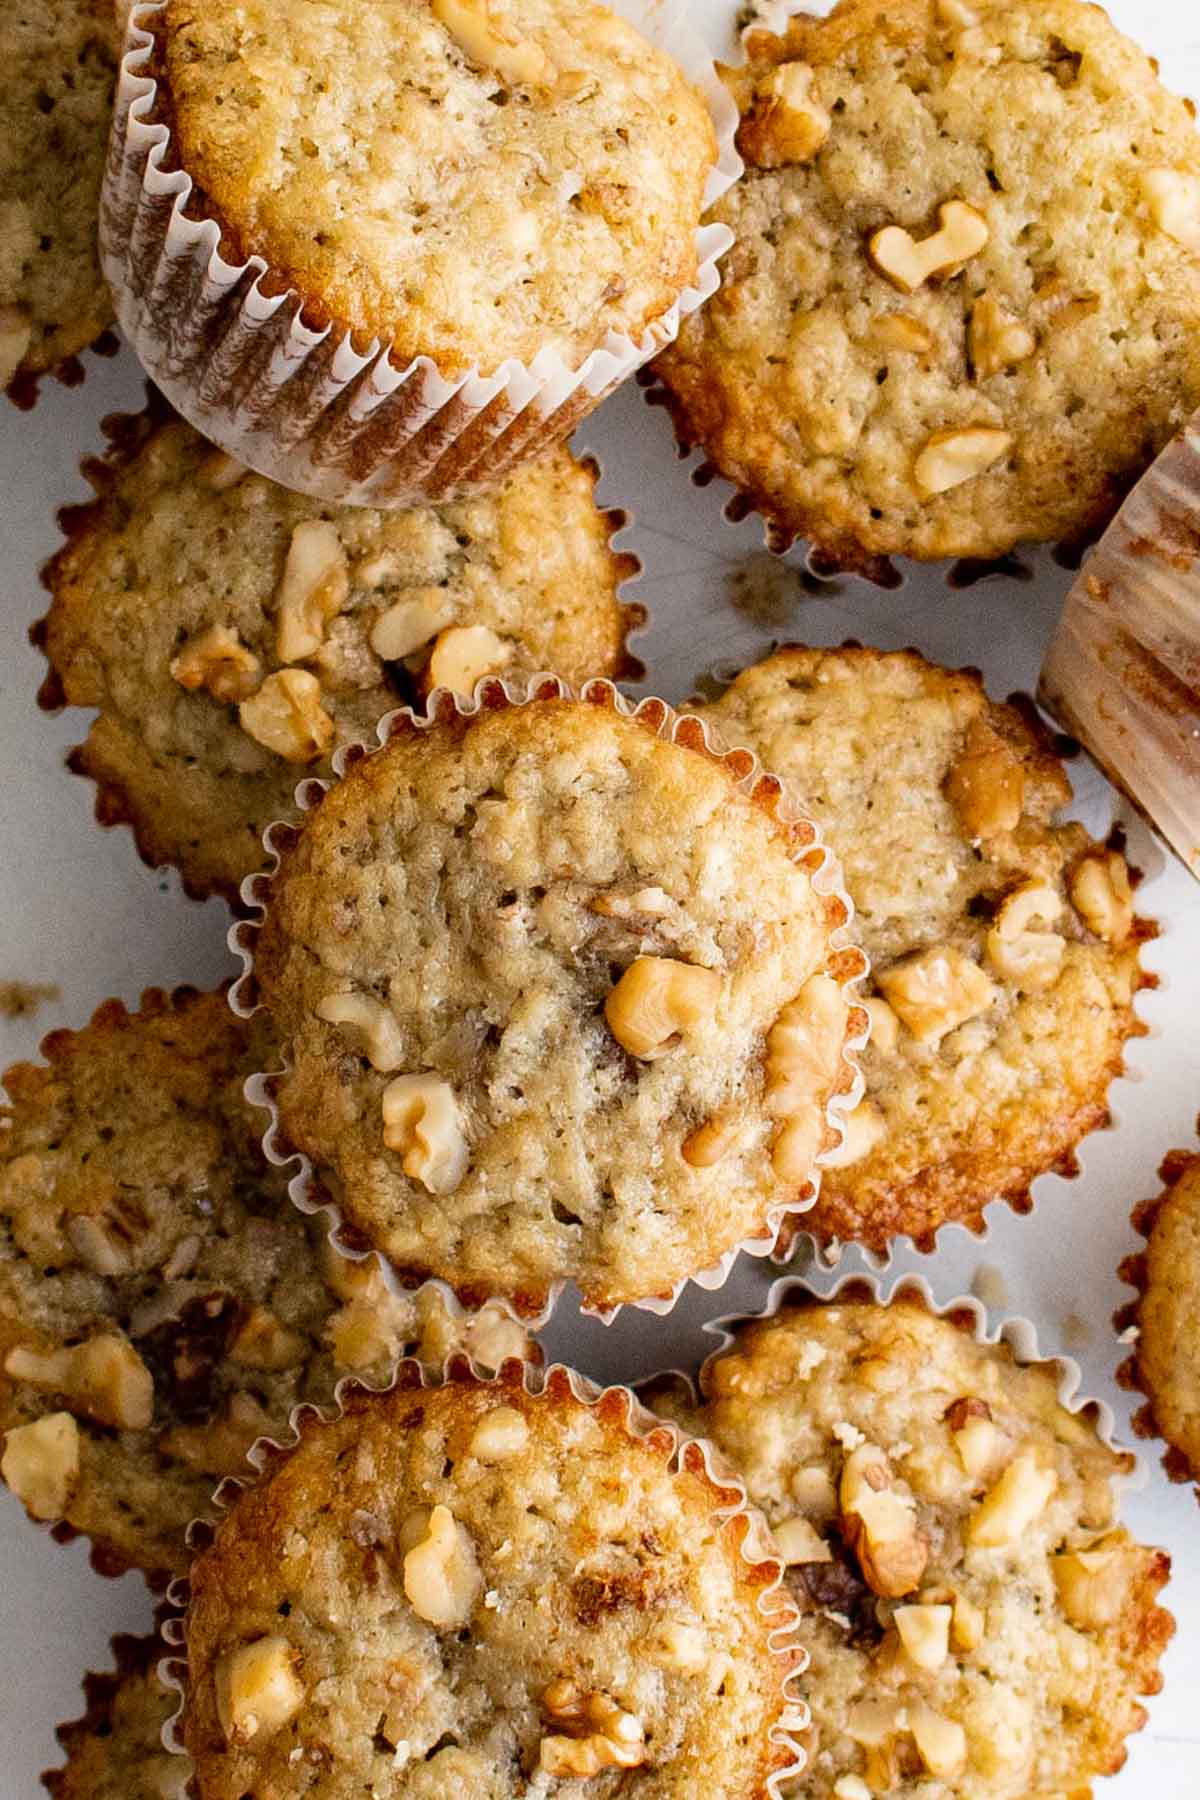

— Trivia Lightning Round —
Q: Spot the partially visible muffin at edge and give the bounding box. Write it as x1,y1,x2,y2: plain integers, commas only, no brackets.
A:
38,405,638,903
1,0,119,394
43,1630,188,1800
654,0,1200,574
252,692,862,1314
697,646,1149,1254
180,1367,800,1799
137,0,717,376
664,1296,1172,1800
0,986,530,1579
1118,1143,1200,1494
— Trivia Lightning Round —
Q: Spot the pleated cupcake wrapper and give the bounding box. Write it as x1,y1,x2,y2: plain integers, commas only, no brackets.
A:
228,672,869,1329
1039,404,1200,882
156,1355,811,1794
101,3,741,508
1115,1142,1200,1488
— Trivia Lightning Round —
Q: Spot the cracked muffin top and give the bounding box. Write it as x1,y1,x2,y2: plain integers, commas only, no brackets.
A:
39,407,634,903
155,0,716,375
677,1297,1172,1800
253,692,859,1314
698,646,1147,1253
180,1366,800,1799
1120,1145,1200,1493
44,1631,189,1800
0,987,528,1579
1,0,117,392
654,0,1200,572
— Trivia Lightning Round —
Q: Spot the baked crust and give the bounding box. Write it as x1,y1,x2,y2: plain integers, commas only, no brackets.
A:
253,689,860,1313
698,645,1151,1253
36,400,639,905
1117,1141,1200,1494
654,0,1200,569
181,1364,798,1799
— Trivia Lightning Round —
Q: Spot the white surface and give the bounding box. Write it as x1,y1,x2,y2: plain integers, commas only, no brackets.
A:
3,0,1200,1789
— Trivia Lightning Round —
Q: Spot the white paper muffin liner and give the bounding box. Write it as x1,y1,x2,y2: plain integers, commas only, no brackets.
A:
156,1354,811,1795
227,672,869,1329
101,2,741,507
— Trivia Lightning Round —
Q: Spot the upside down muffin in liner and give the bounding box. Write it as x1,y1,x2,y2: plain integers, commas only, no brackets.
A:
696,646,1152,1258
0,985,531,1583
159,1357,808,1797
644,1276,1173,1800
100,0,739,505
1117,1137,1200,1496
36,398,642,905
231,675,867,1323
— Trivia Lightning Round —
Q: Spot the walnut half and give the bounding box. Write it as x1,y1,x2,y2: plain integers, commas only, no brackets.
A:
539,1682,647,1778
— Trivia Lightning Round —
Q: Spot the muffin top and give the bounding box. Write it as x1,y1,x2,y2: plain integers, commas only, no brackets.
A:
158,0,716,375
698,647,1146,1253
44,1631,189,1800
253,692,857,1313
688,1297,1172,1800
1,0,117,391
1121,1146,1200,1489
181,1367,798,1799
0,987,529,1578
654,0,1200,572
40,408,634,902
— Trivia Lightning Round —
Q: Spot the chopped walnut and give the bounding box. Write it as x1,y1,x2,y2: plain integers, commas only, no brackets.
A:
949,1400,999,1481
160,1393,274,1477
604,956,722,1060
644,1620,708,1672
969,293,1037,379
821,1099,885,1169
368,590,451,661
1069,852,1134,944
1,1412,80,1519
4,1335,153,1431
862,995,900,1056
228,1306,306,1371
239,670,335,763
876,947,997,1045
985,881,1066,993
738,61,831,169
1141,168,1200,254
431,0,555,85
381,1072,469,1194
765,972,849,1181
468,1405,529,1461
914,425,1013,497
275,520,350,663
893,1602,951,1670
944,719,1026,839
839,1443,928,1597
1053,1536,1134,1629
869,312,934,354
402,1504,482,1627
590,885,673,919
539,1682,647,1777
910,1703,967,1779
868,200,989,293
170,624,261,704
966,1446,1056,1548
216,1637,305,1745
316,991,406,1073
681,1110,741,1168
427,624,512,694
773,1512,832,1565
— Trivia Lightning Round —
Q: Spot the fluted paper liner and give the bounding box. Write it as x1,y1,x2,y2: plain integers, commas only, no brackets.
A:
1116,1137,1200,1491
228,673,868,1327
1040,405,1200,882
156,1355,810,1795
101,3,741,507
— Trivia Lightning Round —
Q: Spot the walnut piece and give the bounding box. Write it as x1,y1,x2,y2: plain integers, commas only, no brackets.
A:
539,1682,647,1778
914,426,1013,497
839,1443,928,1597
944,719,1025,839
590,885,673,919
910,1704,967,1779
894,1602,951,1670
316,991,406,1073
431,0,555,85
462,1305,531,1371
215,1636,305,1745
765,971,849,1180
681,1110,741,1168
985,881,1066,993
402,1503,482,1627
275,520,350,663
468,1405,529,1461
876,946,996,1045
966,1445,1056,1547
870,312,934,354
644,1621,708,1672
427,624,512,694
604,956,721,1060
5,1335,153,1430
170,624,261,703
1053,1536,1133,1629
228,1306,306,1371
1069,851,1134,945
1,1412,80,1519
1141,168,1200,254
868,200,989,293
738,61,831,169
239,670,335,763
949,1401,999,1481
160,1393,273,1477
773,1512,832,1565
821,1099,885,1169
969,293,1036,379
381,1072,470,1194
368,591,451,661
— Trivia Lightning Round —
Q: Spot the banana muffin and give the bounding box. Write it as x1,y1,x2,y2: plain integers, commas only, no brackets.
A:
38,406,637,904
1118,1144,1200,1493
2,0,117,396
699,647,1148,1253
682,1294,1172,1800
180,1365,801,1799
654,0,1200,573
252,689,860,1314
0,987,529,1579
44,1629,188,1800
